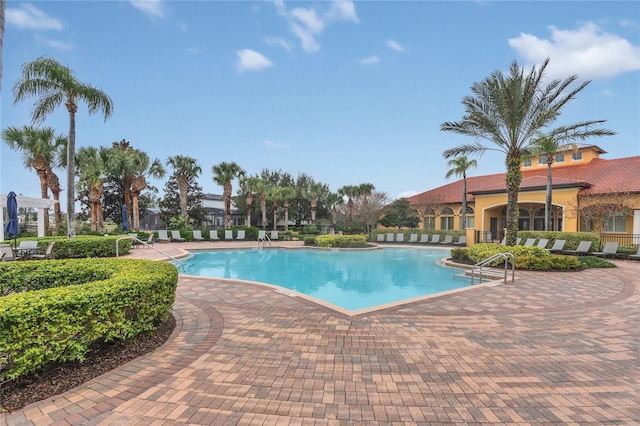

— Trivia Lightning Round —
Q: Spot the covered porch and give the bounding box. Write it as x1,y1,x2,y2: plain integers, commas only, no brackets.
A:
1,194,57,241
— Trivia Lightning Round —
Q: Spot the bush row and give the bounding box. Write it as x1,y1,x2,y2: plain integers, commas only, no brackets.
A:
0,258,178,381
312,234,369,248
12,235,132,259
450,243,583,270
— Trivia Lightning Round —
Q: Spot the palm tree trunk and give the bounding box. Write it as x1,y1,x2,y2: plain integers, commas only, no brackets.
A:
132,191,140,231
545,163,552,231
38,171,50,236
284,201,289,231
245,193,253,227
272,201,278,231
260,195,267,229
311,197,317,224
505,155,522,245
461,175,467,230
66,106,77,238
224,181,232,228
178,176,188,229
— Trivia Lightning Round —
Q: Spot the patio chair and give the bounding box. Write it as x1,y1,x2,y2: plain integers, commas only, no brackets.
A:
192,230,205,242
523,238,536,246
157,230,170,242
236,230,246,240
210,231,220,241
15,241,39,260
563,240,592,255
145,233,154,248
453,235,467,246
593,242,619,259
536,238,549,249
545,239,566,253
428,234,440,244
30,241,56,260
258,230,267,242
386,233,394,242
440,235,454,245
376,233,385,242
271,230,279,240
0,243,16,261
629,246,640,260
408,234,418,243
516,237,523,245
128,233,140,248
396,233,404,243
225,230,234,240
170,230,186,242
419,234,430,243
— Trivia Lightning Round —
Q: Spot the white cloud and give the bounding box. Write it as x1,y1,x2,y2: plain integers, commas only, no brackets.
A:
129,0,167,20
236,49,274,72
265,140,289,149
186,47,200,55
508,22,640,80
42,38,74,51
263,37,294,51
397,190,418,199
602,89,613,97
273,0,358,53
386,39,405,53
359,55,379,65
6,3,63,30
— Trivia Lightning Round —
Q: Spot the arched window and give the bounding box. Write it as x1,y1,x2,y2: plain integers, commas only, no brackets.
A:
440,207,454,230
422,208,436,230
461,206,475,229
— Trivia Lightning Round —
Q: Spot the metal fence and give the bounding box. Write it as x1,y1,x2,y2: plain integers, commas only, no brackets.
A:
600,233,640,246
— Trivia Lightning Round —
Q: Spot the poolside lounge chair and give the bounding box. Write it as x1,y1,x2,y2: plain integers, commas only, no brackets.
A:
440,235,454,245
593,242,619,259
193,230,205,242
157,230,170,243
516,237,522,245
376,233,385,242
453,235,467,246
0,244,16,261
408,234,418,243
145,234,154,248
30,241,56,260
396,233,404,243
536,238,549,249
237,230,246,241
271,230,278,240
258,230,267,241
629,246,640,260
225,230,234,240
210,231,220,241
170,230,186,242
563,241,592,255
386,233,394,242
419,234,430,243
428,234,440,244
500,237,506,245
523,238,536,246
545,239,566,253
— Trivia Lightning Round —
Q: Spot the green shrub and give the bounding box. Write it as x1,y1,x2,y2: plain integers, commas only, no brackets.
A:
13,235,132,259
578,256,616,268
304,236,317,246
315,234,368,248
0,258,178,381
450,243,583,271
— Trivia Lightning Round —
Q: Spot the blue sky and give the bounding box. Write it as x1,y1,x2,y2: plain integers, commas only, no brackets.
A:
2,1,639,209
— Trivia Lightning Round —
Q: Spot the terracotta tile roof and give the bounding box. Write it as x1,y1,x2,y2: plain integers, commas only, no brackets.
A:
408,156,640,205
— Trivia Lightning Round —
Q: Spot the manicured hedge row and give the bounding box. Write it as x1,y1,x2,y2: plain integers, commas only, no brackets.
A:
0,258,178,381
13,235,132,259
314,234,368,248
450,243,582,270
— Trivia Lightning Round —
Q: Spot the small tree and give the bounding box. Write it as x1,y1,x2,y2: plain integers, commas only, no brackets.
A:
379,198,420,229
159,173,207,229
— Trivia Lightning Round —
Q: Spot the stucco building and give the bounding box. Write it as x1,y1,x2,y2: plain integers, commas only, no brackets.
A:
407,145,640,244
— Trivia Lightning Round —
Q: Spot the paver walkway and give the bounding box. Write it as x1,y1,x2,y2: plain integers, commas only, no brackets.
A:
3,242,639,425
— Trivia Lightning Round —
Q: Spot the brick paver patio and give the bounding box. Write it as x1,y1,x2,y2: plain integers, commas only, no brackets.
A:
3,242,639,425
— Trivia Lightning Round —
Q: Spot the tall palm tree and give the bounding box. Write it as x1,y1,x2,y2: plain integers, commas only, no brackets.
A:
338,185,359,226
325,192,344,230
441,58,614,245
13,56,113,237
301,182,325,224
280,187,296,231
2,125,67,235
76,146,108,232
254,178,272,230
130,155,164,231
212,161,245,228
358,183,375,232
445,155,477,230
166,155,201,229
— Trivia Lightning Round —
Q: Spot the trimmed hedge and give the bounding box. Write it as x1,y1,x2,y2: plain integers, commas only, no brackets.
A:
315,234,368,248
451,243,582,270
0,258,178,381
12,235,132,259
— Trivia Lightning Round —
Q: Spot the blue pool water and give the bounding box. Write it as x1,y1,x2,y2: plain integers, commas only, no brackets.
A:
183,248,470,311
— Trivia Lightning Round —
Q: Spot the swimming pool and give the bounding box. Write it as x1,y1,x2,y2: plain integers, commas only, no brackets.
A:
183,247,470,312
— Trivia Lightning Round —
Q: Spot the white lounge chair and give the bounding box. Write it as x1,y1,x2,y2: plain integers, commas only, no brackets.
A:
271,230,279,240
193,230,205,241
225,230,234,240
453,235,467,246
593,242,619,259
30,241,56,260
523,238,536,246
237,230,246,240
210,231,220,241
386,233,394,242
419,234,430,243
563,240,592,255
376,234,385,242
629,246,640,260
396,233,404,243
545,239,565,253
170,230,186,242
157,230,170,242
440,235,454,245
536,238,549,249
408,234,418,243
428,234,440,244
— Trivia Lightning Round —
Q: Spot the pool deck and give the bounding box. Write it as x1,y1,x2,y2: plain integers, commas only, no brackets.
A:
4,241,640,425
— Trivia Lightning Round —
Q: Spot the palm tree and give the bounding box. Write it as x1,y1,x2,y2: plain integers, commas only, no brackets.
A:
441,58,614,245
13,56,114,238
280,187,296,231
130,155,164,231
212,161,245,229
338,185,360,226
76,146,108,232
358,183,375,232
2,125,67,235
445,156,477,230
254,178,272,230
301,182,325,224
166,155,201,229
325,192,344,231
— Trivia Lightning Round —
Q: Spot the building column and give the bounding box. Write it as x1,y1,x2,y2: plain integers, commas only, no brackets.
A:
633,210,640,244
37,208,47,237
